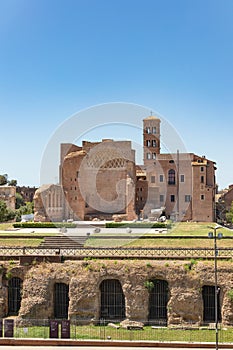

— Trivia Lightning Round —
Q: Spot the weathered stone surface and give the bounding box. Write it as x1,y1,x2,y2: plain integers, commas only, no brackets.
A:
120,319,144,329
0,186,16,210
34,184,65,222
108,322,120,329
0,259,233,326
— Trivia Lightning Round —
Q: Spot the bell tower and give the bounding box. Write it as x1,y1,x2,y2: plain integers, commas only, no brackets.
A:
143,115,161,165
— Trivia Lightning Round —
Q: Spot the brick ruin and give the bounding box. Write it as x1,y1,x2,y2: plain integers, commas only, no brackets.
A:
34,140,137,222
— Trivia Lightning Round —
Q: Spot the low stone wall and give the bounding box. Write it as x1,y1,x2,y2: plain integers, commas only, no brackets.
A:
0,259,233,326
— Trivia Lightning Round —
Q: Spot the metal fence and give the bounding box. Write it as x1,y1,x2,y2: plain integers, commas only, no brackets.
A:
0,246,233,259
2,319,233,343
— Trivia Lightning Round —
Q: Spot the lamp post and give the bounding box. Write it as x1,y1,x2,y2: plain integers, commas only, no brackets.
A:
208,225,223,350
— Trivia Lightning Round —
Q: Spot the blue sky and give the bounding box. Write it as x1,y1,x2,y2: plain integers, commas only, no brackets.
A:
0,0,233,189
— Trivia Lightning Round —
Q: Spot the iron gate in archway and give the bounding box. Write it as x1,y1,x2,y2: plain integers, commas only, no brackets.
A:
202,286,221,322
148,279,169,325
202,285,221,323
100,279,125,320
8,277,22,316
54,283,69,319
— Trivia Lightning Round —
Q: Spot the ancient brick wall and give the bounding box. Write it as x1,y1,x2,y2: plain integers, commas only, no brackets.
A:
61,140,137,221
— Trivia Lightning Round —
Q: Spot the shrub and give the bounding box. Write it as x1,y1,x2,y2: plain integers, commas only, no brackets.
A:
13,222,77,228
184,259,197,272
105,222,170,229
144,280,154,291
227,289,233,302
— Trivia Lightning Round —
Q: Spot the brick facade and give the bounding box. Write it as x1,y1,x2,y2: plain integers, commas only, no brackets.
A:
139,116,216,221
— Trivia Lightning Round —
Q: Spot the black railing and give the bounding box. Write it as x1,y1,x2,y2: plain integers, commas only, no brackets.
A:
0,246,233,259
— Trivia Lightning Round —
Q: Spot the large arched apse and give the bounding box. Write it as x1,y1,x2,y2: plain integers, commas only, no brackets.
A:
202,285,221,323
148,279,169,325
8,277,22,316
54,283,69,319
100,279,125,320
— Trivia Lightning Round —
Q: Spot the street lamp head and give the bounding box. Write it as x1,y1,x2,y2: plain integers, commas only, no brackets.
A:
208,225,222,230
208,232,213,238
217,232,223,239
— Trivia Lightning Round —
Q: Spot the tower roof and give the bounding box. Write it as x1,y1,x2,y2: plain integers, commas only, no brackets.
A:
143,115,160,121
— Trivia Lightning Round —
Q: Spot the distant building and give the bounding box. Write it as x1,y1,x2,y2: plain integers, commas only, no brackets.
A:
140,116,216,221
34,116,216,222
220,185,233,211
216,184,233,223
16,186,37,203
0,186,16,210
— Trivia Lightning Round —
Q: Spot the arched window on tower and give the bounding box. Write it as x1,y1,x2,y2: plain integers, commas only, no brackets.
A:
168,169,176,185
8,277,22,316
152,140,157,147
100,279,125,321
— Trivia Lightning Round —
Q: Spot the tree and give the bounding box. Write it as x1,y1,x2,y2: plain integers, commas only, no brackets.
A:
0,200,7,221
15,193,25,209
15,202,34,222
0,174,8,186
226,201,233,224
8,179,17,186
0,200,15,222
5,208,15,221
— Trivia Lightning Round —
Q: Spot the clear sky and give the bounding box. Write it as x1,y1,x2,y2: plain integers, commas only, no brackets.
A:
0,0,233,189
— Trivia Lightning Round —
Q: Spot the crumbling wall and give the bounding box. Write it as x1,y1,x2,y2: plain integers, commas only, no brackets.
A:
0,259,232,326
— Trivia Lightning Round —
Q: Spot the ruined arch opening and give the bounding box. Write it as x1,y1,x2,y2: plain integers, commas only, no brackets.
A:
54,283,69,319
202,285,221,323
8,277,22,316
148,279,169,325
100,279,125,321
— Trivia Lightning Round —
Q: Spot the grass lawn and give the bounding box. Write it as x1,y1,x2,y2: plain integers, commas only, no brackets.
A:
0,232,57,237
85,222,233,248
0,238,44,247
0,223,14,231
13,324,233,343
125,237,233,248
85,237,233,248
0,222,232,249
170,222,231,236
